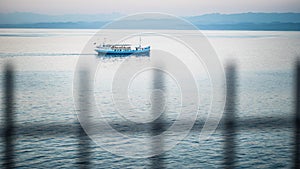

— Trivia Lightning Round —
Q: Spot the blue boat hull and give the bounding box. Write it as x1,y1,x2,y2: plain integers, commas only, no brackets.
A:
95,46,150,55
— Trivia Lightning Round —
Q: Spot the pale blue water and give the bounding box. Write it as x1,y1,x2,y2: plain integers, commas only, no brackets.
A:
0,29,299,168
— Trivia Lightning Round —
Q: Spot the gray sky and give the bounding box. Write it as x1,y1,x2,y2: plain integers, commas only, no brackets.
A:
1,0,300,16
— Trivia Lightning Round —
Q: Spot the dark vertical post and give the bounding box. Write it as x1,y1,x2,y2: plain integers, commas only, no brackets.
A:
150,69,165,169
295,61,300,169
223,63,237,169
77,70,91,169
3,64,15,169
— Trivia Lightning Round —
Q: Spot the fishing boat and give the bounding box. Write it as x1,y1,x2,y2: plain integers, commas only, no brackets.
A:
95,38,150,55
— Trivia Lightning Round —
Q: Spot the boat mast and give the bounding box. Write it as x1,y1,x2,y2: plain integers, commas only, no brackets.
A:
103,37,106,46
139,36,141,48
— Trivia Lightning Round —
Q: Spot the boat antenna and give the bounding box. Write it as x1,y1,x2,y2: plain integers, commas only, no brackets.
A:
139,36,141,48
103,37,106,46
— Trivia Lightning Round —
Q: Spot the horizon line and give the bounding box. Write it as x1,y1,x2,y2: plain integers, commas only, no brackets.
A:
1,11,300,17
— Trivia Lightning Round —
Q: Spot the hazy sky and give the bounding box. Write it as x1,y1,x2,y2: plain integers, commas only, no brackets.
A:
1,0,300,16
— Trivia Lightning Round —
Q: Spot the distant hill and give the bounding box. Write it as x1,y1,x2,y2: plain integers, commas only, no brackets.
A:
0,12,299,30
0,12,122,24
186,12,300,24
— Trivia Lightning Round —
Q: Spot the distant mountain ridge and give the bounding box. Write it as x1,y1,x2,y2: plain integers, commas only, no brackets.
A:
0,12,299,30
186,12,300,24
0,12,122,24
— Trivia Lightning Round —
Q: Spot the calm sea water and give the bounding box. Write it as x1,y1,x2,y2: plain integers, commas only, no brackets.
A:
0,29,300,168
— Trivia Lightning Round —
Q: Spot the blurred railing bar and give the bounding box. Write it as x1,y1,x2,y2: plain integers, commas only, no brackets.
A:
3,64,15,169
223,63,237,169
77,70,91,169
150,68,165,169
295,61,300,169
